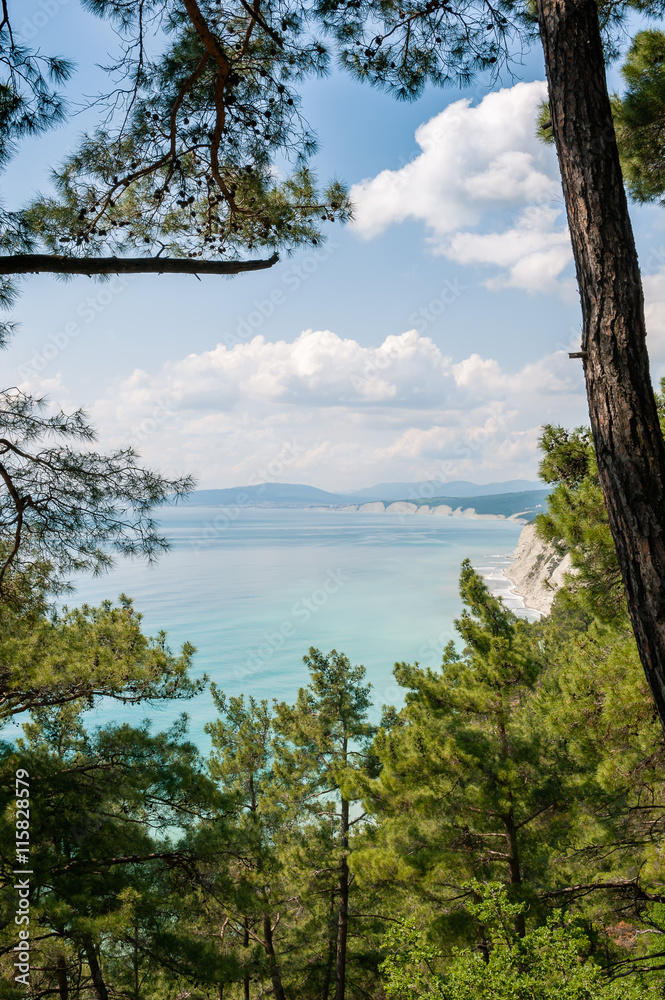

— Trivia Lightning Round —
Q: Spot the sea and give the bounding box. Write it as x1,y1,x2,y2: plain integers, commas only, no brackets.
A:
28,507,535,749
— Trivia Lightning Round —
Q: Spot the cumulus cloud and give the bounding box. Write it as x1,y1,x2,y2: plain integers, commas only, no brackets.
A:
25,329,585,490
350,82,573,294
643,265,665,374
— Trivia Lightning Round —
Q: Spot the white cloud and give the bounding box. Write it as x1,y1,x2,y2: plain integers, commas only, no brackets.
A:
643,265,665,375
19,328,587,490
350,82,573,294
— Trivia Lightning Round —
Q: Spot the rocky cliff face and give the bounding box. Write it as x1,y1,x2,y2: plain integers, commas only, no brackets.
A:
505,522,574,615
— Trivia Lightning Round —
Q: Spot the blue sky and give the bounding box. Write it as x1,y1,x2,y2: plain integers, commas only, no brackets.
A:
5,0,665,490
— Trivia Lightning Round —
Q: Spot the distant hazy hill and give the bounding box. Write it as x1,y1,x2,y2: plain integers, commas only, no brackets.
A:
184,483,369,507
184,483,550,517
349,479,545,500
423,490,550,519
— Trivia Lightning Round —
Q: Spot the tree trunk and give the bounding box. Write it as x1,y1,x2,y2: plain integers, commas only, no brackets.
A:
536,0,665,732
82,934,109,1000
56,955,68,1000
322,887,336,1000
132,922,140,1000
335,797,350,1000
501,806,526,937
244,917,250,1000
262,914,286,1000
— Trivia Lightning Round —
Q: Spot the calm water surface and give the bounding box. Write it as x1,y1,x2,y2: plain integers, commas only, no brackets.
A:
51,508,530,747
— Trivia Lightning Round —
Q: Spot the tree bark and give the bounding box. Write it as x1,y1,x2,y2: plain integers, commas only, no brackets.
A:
501,806,526,937
56,955,68,1000
262,914,287,1000
0,252,278,276
335,796,350,1000
322,887,336,1000
244,916,250,1000
82,934,109,1000
536,0,665,731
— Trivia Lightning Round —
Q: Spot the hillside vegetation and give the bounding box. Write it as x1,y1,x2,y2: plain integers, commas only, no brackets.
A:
2,409,665,1000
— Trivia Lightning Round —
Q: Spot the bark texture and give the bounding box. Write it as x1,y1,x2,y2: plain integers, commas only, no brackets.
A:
335,796,349,1000
262,914,286,1000
82,935,109,1000
537,0,665,730
56,955,68,1000
0,253,278,276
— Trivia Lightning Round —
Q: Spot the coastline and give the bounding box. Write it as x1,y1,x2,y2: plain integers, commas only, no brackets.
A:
308,500,530,524
498,566,543,619
476,552,543,622
495,521,573,617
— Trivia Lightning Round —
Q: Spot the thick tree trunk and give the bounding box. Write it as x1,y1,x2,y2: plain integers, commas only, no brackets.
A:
0,252,278,276
335,797,350,1000
536,0,665,731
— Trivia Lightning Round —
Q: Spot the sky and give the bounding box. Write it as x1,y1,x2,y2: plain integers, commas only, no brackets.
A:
5,0,665,491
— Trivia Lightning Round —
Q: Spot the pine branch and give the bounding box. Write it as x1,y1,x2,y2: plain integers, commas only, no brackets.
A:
0,253,279,276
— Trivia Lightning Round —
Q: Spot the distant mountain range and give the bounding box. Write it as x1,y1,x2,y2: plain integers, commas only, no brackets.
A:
184,480,550,514
185,484,369,507
346,479,544,500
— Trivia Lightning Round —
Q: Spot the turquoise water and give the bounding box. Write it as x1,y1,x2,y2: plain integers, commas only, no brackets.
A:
54,508,528,747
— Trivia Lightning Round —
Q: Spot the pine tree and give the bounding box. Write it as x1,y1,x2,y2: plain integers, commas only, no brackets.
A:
0,705,222,999
0,389,193,598
274,648,378,1000
355,563,564,945
205,690,294,1000
2,1,350,282
612,31,665,205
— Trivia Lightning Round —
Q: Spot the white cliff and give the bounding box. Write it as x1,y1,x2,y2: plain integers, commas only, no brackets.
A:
504,522,574,615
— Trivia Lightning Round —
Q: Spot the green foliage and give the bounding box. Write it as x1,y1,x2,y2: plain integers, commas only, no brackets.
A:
0,14,72,161
380,884,660,999
536,422,625,623
352,563,559,943
29,0,351,262
314,0,531,99
0,10,74,343
0,595,202,722
613,30,665,203
0,389,194,594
